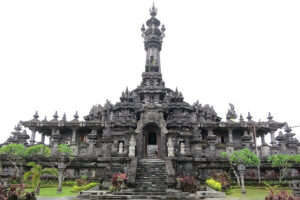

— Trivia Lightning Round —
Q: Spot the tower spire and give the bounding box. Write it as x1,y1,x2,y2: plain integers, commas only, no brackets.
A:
141,3,165,73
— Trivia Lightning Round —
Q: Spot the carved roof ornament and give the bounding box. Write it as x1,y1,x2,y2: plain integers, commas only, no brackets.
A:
247,112,255,123
226,103,237,122
42,116,47,122
149,2,157,17
33,111,39,120
53,111,58,119
239,114,244,123
50,111,59,123
61,113,67,122
268,112,273,121
73,111,79,121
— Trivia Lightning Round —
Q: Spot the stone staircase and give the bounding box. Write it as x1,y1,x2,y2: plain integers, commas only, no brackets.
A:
77,159,226,199
133,158,167,197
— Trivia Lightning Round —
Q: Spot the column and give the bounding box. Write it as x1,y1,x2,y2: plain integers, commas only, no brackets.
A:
30,129,36,145
228,130,233,143
71,129,77,145
270,131,275,146
41,134,45,144
261,134,266,145
226,129,234,154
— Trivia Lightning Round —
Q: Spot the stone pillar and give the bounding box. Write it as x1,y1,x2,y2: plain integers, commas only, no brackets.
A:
226,129,234,154
57,159,66,194
30,129,36,145
238,164,246,195
51,129,62,156
41,134,45,144
261,134,271,158
71,129,77,145
261,134,266,145
207,129,217,158
87,130,97,156
270,131,275,146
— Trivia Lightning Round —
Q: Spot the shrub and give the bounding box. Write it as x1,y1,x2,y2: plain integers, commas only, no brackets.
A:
265,189,297,200
63,181,76,186
111,173,128,191
176,176,197,193
206,178,222,192
71,182,99,193
0,184,36,200
211,172,231,191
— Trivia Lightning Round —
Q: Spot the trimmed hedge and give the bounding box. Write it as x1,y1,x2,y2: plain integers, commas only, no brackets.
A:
206,178,222,191
71,182,99,193
63,181,76,186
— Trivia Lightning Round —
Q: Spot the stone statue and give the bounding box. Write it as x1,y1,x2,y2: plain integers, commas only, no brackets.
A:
129,135,136,157
167,137,174,157
180,141,186,155
118,141,124,154
226,103,237,121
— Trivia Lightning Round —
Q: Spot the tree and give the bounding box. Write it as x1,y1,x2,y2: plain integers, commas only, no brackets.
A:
56,144,74,193
267,154,300,182
220,148,260,186
25,144,51,158
0,144,25,175
23,162,58,194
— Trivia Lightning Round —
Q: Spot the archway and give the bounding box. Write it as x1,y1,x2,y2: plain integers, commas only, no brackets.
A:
143,124,161,158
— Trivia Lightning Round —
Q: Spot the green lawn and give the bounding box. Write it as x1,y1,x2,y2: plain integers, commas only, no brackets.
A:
226,186,292,200
25,186,76,197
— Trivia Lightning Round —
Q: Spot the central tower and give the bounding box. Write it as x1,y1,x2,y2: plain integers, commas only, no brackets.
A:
141,4,165,73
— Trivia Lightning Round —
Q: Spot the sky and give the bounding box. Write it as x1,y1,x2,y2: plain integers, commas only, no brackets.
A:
0,0,299,144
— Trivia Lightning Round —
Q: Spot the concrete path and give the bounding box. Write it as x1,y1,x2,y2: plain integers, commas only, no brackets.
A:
37,196,76,200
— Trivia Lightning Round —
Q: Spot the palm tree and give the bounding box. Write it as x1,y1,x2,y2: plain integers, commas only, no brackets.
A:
23,162,58,194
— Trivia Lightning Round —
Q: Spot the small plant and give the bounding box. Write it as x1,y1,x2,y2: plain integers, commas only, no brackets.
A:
111,173,128,191
23,162,58,194
0,184,36,200
71,182,99,193
265,189,297,200
211,172,231,191
206,178,222,192
176,176,197,193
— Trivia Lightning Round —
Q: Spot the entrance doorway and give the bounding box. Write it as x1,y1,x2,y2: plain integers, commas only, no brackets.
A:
143,124,160,158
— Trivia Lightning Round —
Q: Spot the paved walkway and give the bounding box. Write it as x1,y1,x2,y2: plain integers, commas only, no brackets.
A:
37,196,76,200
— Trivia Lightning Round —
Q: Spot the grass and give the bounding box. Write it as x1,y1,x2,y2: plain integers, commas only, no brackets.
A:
226,186,292,200
25,186,76,197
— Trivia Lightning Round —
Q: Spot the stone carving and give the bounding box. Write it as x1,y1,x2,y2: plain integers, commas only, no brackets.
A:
118,141,124,154
129,135,136,157
180,141,186,155
226,103,237,121
135,110,168,135
167,137,174,157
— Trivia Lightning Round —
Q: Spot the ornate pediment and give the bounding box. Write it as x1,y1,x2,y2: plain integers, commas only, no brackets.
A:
135,110,168,135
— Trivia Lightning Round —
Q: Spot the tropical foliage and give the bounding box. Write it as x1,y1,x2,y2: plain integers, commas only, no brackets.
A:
71,182,99,193
111,173,128,191
23,162,58,194
176,175,197,193
25,144,50,157
220,148,260,186
0,183,36,200
0,143,26,175
265,189,297,200
268,154,300,182
206,178,222,191
210,172,231,191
